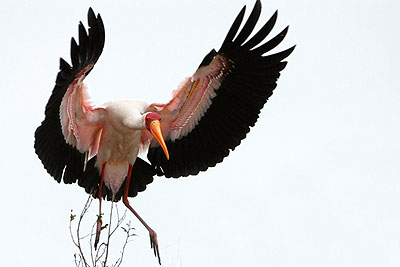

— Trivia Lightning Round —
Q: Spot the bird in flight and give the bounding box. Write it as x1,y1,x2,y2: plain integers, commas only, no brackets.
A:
34,0,294,264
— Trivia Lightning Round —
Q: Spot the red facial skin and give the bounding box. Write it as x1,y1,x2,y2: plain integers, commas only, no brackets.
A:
145,112,161,131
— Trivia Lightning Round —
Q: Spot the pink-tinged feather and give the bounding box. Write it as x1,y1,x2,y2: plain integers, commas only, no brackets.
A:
60,73,106,156
147,54,232,145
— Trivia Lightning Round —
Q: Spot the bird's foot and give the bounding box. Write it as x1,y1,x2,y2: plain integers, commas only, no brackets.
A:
94,216,102,250
149,230,161,265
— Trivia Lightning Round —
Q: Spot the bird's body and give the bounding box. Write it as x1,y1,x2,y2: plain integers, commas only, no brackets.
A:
34,1,294,264
94,100,149,193
98,102,143,192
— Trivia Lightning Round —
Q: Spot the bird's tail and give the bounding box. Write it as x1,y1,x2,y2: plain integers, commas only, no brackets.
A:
78,157,156,201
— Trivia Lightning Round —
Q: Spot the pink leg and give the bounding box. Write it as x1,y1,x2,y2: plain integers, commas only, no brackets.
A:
123,164,161,265
94,162,106,250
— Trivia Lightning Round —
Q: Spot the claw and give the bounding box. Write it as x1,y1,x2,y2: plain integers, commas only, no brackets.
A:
94,216,102,250
95,162,106,250
149,230,161,265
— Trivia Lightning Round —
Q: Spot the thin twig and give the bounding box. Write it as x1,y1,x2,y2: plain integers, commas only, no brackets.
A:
103,201,115,266
70,196,134,267
73,253,79,267
110,210,127,237
114,221,136,267
95,242,107,266
76,196,92,267
90,220,97,267
70,212,79,248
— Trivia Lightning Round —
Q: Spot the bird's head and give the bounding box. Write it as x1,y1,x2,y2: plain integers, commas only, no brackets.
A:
145,112,169,160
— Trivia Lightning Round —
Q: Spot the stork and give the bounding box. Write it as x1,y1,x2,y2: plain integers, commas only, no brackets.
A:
34,0,294,264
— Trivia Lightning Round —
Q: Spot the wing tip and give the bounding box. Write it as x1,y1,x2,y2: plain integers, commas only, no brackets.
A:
220,2,294,60
254,0,262,12
220,4,247,51
61,7,105,76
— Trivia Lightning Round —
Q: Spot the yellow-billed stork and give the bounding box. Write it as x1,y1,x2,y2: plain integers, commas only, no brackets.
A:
34,0,294,264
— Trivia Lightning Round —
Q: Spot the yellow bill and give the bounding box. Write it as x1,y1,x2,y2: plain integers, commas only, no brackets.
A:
150,120,170,160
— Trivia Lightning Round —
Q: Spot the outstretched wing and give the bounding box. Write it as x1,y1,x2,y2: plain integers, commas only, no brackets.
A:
34,8,105,184
147,0,295,178
35,8,159,200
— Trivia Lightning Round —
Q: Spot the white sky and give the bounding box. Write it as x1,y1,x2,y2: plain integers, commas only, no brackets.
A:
1,0,400,266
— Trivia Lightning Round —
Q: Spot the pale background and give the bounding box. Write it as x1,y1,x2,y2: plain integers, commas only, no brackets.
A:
1,0,399,266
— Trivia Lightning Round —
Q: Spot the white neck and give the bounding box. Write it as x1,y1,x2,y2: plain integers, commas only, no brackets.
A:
122,112,147,130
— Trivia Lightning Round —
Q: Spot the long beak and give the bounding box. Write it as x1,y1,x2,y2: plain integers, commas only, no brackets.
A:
150,120,170,160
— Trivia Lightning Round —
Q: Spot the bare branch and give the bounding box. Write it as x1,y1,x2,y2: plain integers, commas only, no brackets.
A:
90,220,96,267
69,196,136,267
103,202,115,265
70,211,79,248
76,196,92,267
114,221,136,267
